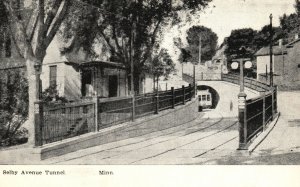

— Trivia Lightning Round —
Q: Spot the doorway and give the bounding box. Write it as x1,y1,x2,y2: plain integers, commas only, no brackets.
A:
108,75,118,97
81,70,92,97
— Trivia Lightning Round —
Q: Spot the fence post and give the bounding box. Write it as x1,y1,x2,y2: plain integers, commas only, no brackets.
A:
189,84,192,101
34,101,43,147
155,88,159,114
274,86,278,113
93,94,98,132
262,92,266,131
271,87,275,121
238,93,247,150
171,87,175,109
182,85,185,105
132,95,135,121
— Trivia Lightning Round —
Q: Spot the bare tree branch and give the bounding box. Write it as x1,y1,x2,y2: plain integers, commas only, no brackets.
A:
26,8,39,43
98,30,123,61
35,0,47,59
44,0,63,33
44,0,70,48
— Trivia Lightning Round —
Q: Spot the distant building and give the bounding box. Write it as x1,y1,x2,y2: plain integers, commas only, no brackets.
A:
255,37,300,90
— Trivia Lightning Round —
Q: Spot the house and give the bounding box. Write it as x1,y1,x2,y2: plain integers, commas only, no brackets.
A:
255,37,300,90
40,36,157,100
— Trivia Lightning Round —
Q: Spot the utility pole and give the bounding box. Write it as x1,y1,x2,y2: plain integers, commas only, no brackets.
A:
199,35,202,64
269,14,273,87
130,18,136,121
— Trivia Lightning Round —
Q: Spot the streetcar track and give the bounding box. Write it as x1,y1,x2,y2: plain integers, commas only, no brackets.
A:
100,117,225,160
193,136,238,158
130,120,238,164
52,114,211,164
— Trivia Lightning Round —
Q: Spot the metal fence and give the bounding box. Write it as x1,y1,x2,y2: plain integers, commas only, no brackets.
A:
222,73,270,92
238,86,277,149
35,84,195,146
98,84,195,129
39,101,96,145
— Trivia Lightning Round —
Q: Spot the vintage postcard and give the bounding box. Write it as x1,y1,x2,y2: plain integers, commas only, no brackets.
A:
0,0,300,186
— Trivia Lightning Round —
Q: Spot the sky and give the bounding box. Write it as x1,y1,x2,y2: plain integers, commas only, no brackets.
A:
160,0,297,70
199,0,296,44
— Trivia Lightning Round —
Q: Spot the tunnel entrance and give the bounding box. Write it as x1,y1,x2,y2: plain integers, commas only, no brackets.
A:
197,85,220,109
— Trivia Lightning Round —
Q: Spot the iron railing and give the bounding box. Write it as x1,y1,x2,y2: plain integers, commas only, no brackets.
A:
41,101,96,144
36,84,195,145
245,89,277,142
97,84,195,128
222,73,270,92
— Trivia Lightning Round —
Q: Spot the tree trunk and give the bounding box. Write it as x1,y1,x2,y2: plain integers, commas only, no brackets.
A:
25,58,38,146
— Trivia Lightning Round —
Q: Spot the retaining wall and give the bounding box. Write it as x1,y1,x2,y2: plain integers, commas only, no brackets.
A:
33,98,198,160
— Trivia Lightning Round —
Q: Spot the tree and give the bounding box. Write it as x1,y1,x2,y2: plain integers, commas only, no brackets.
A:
61,0,212,93
225,28,257,60
2,0,71,145
2,0,212,144
145,48,175,79
179,25,218,63
253,25,285,49
0,69,28,146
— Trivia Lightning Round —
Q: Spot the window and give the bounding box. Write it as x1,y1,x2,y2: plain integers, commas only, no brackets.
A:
49,65,57,87
207,95,211,101
202,95,206,101
198,96,201,101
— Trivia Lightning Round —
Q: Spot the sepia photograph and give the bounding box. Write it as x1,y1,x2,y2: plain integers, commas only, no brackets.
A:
0,0,300,185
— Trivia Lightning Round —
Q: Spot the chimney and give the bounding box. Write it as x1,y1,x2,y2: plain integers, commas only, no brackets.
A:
279,39,283,48
295,34,299,40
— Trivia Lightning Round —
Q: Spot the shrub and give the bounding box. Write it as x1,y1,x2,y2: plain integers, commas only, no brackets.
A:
0,69,29,147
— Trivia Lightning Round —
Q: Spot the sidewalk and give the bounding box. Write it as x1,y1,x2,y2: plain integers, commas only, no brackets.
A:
206,91,300,164
250,91,300,163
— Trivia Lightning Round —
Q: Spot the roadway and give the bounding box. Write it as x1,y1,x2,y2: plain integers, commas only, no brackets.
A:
44,110,240,164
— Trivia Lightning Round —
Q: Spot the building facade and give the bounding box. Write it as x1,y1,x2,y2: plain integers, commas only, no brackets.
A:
255,38,300,90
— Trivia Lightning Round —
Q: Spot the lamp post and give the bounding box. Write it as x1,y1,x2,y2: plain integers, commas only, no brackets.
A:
34,61,43,147
231,47,253,150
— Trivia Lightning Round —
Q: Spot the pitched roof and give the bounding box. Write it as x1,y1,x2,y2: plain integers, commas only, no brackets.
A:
255,46,287,56
0,58,25,70
65,60,126,69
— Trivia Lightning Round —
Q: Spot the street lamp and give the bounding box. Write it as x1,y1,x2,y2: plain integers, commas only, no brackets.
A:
231,47,253,149
34,61,42,100
33,61,43,147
